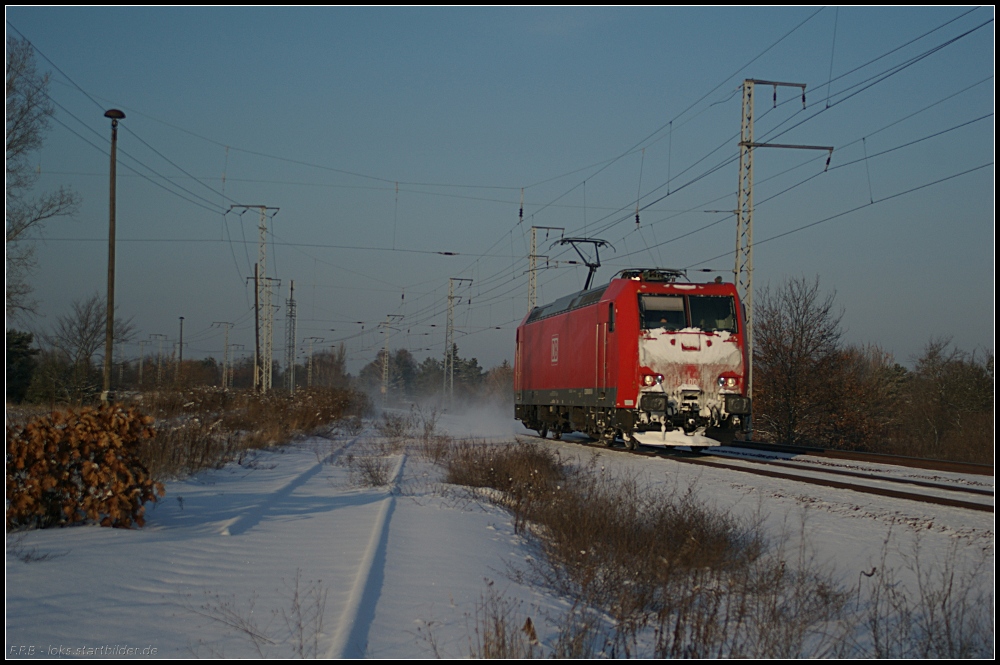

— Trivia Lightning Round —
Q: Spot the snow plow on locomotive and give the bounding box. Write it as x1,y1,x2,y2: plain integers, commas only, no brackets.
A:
514,269,751,448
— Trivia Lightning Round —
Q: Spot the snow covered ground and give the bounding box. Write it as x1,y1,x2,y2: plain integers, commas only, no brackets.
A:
5,411,994,658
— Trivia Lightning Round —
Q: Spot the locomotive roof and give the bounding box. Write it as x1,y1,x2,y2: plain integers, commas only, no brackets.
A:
524,269,734,325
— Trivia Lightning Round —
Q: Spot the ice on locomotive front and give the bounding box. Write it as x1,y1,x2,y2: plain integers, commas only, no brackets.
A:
632,290,751,445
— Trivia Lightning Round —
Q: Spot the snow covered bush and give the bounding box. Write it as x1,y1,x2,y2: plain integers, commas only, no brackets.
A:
6,405,165,529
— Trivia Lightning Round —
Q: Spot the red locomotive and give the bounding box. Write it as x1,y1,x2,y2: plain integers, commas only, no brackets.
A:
514,268,751,447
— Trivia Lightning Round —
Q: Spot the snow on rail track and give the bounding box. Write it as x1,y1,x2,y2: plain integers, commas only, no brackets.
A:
327,454,406,658
679,449,993,512
535,431,993,512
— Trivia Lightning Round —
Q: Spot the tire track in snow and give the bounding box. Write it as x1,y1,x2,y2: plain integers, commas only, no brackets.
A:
327,453,407,659
219,435,362,537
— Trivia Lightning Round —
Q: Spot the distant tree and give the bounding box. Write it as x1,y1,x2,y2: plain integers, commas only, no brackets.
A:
311,344,350,388
5,36,81,321
357,348,418,403
357,349,386,395
41,294,135,403
820,344,905,450
25,348,70,406
6,330,39,403
412,356,443,398
176,358,220,387
752,276,843,445
457,357,484,393
230,356,256,390
896,338,993,461
484,360,514,405
451,344,484,395
390,348,417,397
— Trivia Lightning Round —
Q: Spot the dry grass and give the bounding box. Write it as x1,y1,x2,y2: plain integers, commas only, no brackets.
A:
375,410,416,441
343,452,393,487
439,442,993,657
862,533,993,658
186,568,328,658
469,585,539,659
127,387,370,481
442,441,852,658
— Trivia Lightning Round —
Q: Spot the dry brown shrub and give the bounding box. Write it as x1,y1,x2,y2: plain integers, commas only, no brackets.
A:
6,405,165,529
469,585,539,659
443,443,850,657
127,387,372,481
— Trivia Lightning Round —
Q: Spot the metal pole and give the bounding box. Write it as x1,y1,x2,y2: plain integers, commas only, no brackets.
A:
137,339,148,386
101,109,124,404
212,322,233,390
254,263,260,392
444,278,472,404
176,316,184,383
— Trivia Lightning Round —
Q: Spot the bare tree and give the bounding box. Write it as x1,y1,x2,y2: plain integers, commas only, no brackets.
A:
310,344,350,389
6,36,81,321
753,276,843,445
42,294,135,402
899,338,994,461
822,344,905,450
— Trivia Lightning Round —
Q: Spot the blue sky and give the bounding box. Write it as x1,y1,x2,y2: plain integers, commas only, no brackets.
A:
6,7,994,373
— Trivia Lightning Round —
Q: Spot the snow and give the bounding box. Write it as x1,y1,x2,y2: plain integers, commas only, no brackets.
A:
5,411,994,658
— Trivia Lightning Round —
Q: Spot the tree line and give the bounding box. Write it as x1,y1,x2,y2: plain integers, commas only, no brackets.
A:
5,301,513,408
752,276,992,463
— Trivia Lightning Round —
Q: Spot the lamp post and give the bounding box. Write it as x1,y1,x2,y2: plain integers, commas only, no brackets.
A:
102,109,125,404
177,316,184,383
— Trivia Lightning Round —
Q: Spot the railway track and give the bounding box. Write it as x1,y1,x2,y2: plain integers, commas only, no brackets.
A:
724,440,993,477
527,433,994,513
669,449,992,513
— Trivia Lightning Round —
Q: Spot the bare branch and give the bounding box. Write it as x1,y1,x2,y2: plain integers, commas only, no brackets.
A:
5,36,81,320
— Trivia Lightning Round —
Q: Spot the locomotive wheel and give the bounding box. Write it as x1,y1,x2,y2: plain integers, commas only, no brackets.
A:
624,436,638,451
552,430,562,441
537,426,548,439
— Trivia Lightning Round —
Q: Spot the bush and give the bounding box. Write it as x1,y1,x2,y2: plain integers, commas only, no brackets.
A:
125,387,373,481
6,405,165,529
443,443,850,657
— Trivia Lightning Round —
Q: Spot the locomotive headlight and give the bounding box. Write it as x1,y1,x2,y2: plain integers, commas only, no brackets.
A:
717,375,739,389
643,373,664,386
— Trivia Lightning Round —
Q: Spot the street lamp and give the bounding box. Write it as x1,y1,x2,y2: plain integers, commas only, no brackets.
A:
102,109,125,404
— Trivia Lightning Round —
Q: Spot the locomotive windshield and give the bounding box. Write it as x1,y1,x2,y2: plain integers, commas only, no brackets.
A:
639,295,685,330
639,294,737,333
689,295,737,332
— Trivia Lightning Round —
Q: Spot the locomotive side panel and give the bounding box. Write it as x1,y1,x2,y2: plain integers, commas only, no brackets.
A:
517,300,608,405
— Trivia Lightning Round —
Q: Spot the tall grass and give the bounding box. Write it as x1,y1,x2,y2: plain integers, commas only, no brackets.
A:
863,533,994,658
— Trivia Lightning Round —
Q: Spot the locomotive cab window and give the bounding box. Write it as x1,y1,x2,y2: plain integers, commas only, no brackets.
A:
688,295,737,333
639,295,685,330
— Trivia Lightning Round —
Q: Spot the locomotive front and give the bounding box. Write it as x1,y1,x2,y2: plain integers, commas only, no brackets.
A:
629,276,751,445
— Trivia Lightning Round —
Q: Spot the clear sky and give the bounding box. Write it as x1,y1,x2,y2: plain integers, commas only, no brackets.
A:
5,7,994,373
